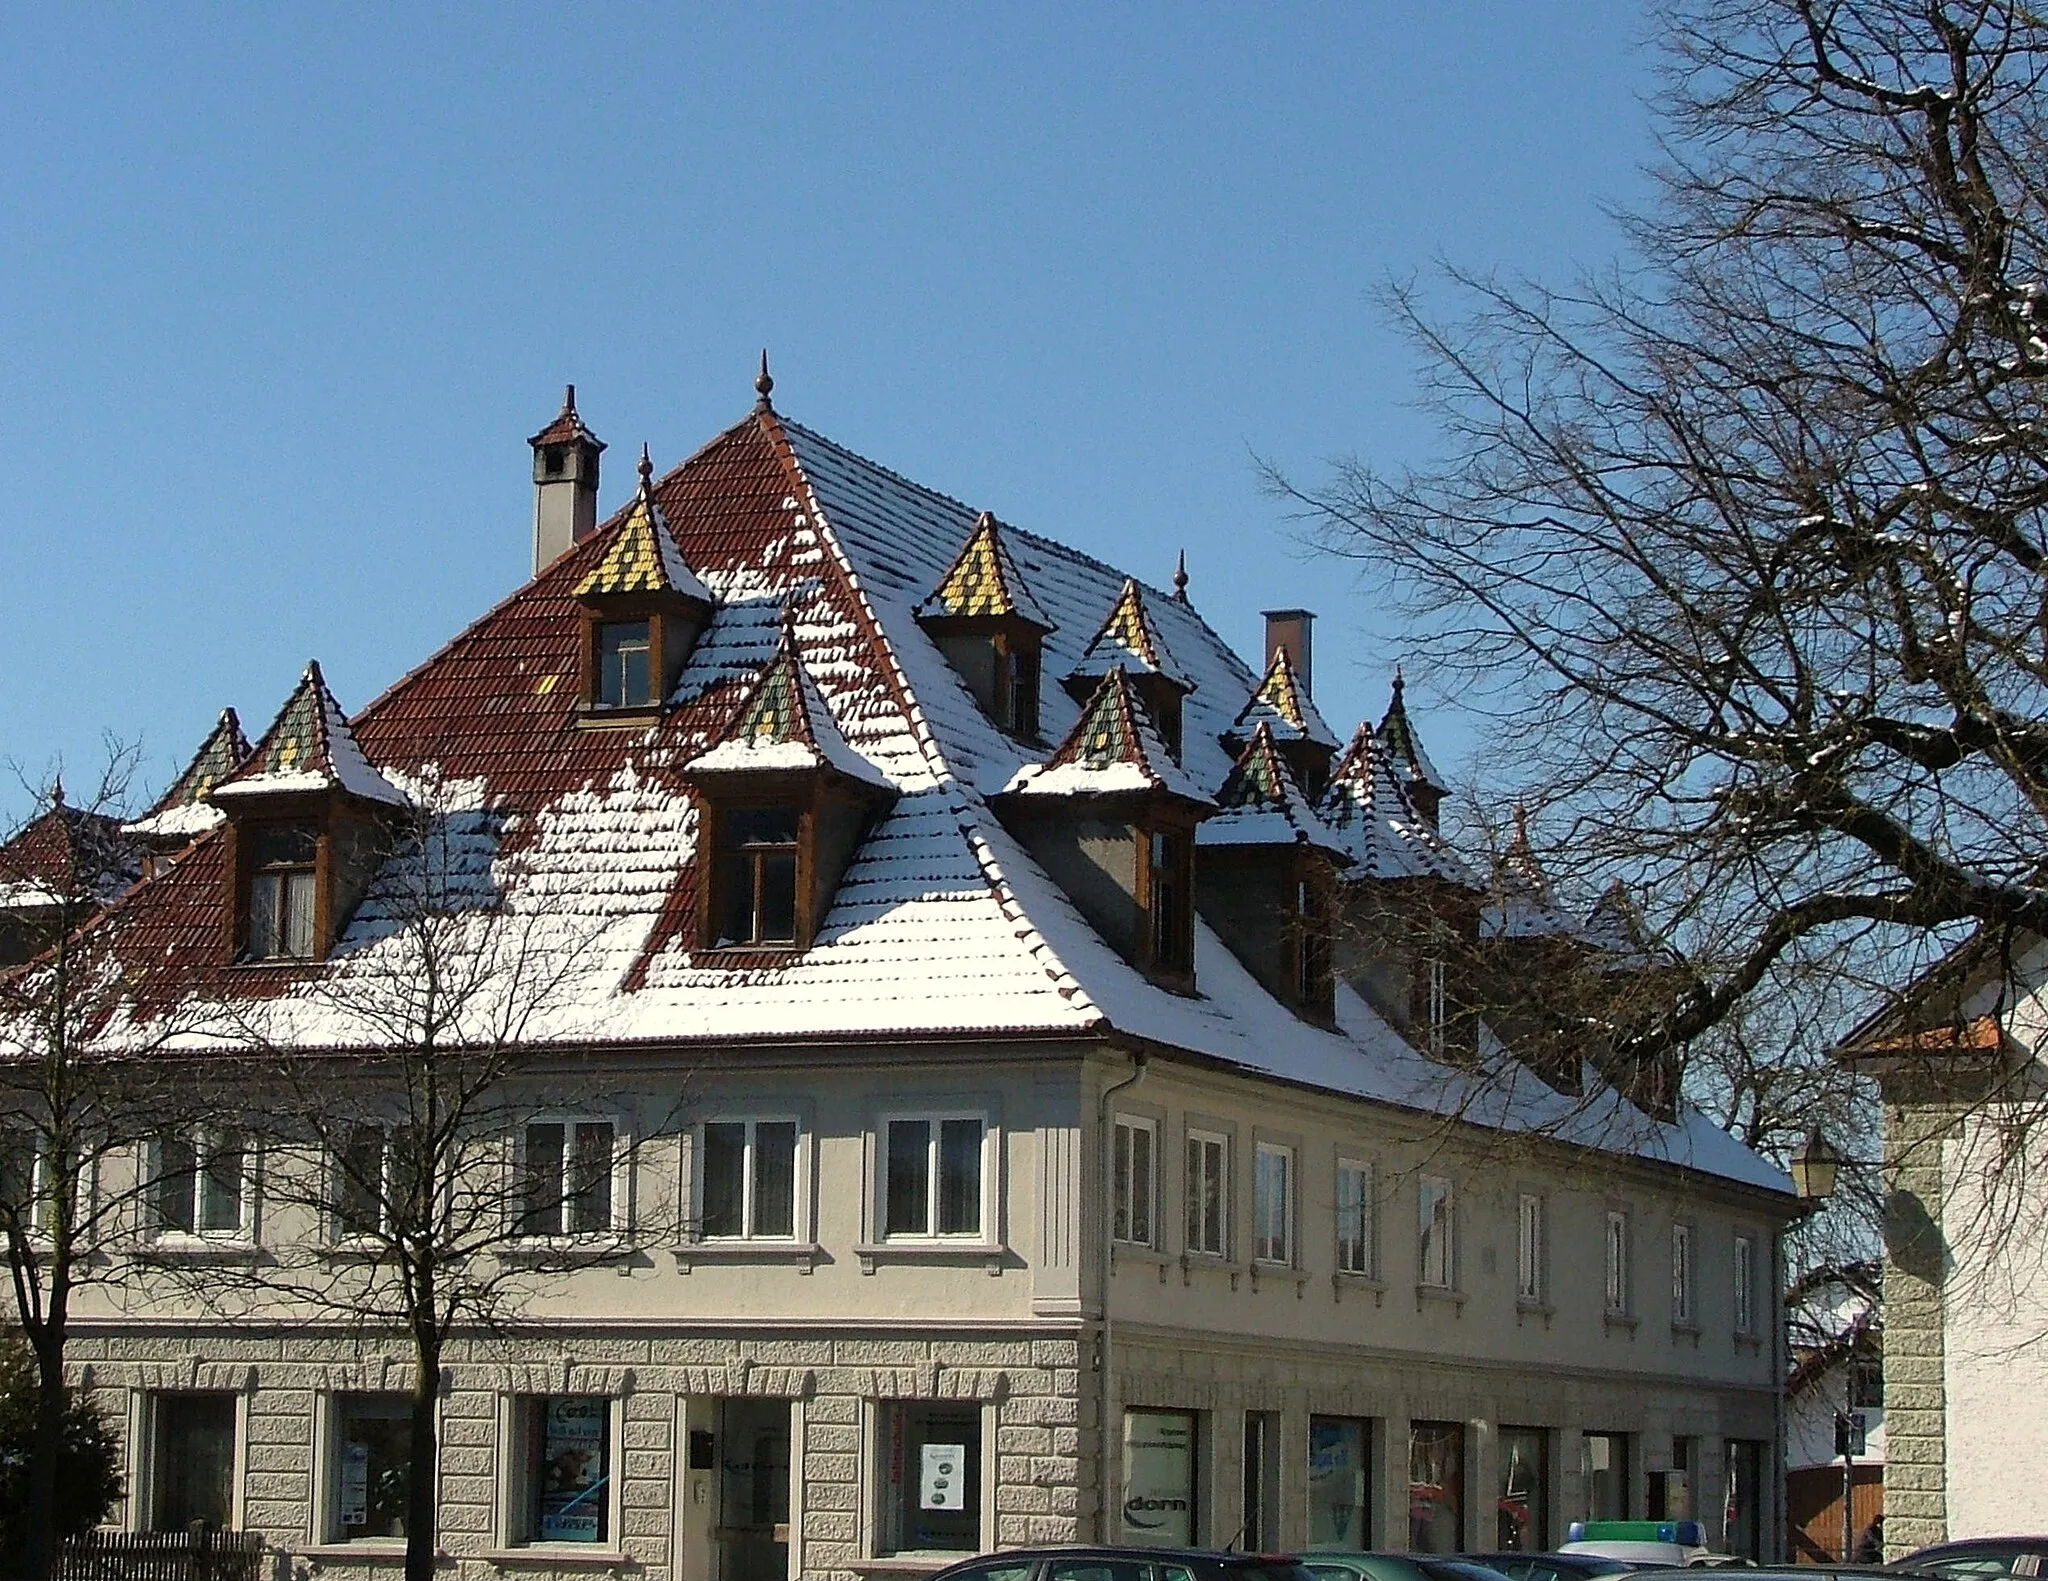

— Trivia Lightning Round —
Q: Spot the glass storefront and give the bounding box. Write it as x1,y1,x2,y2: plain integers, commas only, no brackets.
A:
881,1401,981,1554
1410,1421,1465,1553
1582,1431,1630,1522
1308,1416,1372,1549
1497,1427,1549,1550
331,1394,410,1540
151,1393,236,1530
1121,1409,1198,1547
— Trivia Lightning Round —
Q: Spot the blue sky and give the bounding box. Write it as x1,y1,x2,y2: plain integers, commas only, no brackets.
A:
0,4,1657,823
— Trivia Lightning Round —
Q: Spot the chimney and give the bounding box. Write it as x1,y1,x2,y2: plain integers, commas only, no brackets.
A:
1262,608,1315,695
528,385,606,577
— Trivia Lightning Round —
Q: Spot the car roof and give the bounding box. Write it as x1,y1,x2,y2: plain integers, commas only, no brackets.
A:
943,1550,1308,1567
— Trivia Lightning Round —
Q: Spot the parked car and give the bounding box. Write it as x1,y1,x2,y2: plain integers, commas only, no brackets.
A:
1560,1522,1711,1567
1300,1553,1518,1581
1890,1542,2048,1580
935,1549,1320,1581
1461,1551,1646,1581
1634,1569,1919,1581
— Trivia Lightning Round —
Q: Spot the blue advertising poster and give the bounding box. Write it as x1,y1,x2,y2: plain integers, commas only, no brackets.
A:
539,1398,608,1543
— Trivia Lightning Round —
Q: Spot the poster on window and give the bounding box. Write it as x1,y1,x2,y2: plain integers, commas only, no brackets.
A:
1121,1409,1196,1547
340,1441,371,1528
921,1443,966,1510
538,1398,608,1543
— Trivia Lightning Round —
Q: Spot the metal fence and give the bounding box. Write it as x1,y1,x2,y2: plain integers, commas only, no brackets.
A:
56,1528,266,1581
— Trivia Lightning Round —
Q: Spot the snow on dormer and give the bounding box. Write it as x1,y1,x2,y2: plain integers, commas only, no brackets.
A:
916,511,1053,740
1200,723,1349,860
1064,579,1196,759
1318,723,1477,886
1377,668,1449,827
125,707,252,843
1222,647,1339,798
210,663,406,808
1003,667,1211,809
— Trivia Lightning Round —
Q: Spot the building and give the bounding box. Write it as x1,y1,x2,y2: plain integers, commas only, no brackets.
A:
1840,935,2048,1557
1784,1264,1884,1562
38,376,1797,1581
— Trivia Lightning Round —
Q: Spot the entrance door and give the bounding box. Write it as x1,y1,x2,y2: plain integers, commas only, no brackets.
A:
718,1399,791,1581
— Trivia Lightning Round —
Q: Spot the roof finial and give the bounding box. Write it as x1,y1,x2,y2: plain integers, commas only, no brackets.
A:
563,383,577,413
638,442,653,490
780,601,800,643
1172,549,1189,603
1512,800,1529,844
755,350,774,407
1391,664,1406,703
977,509,996,531
49,776,64,810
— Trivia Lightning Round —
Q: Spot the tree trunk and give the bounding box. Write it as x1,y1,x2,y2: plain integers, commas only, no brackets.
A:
22,1315,68,1581
404,1322,442,1581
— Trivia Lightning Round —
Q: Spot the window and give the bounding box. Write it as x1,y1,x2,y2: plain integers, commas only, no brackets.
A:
1516,1193,1544,1302
1604,1209,1631,1315
1252,1143,1293,1264
1336,1161,1373,1276
1497,1426,1549,1550
1850,1355,1884,1409
1185,1130,1227,1257
1145,828,1193,977
1002,645,1041,738
0,1129,70,1238
518,1121,615,1238
150,1393,237,1530
1418,1175,1453,1288
1581,1431,1629,1522
596,620,652,708
515,1396,612,1544
1309,1415,1372,1548
1119,1408,1198,1546
716,809,800,947
1734,1233,1757,1333
246,825,317,960
1410,1420,1465,1553
153,1129,248,1237
1113,1117,1156,1247
879,1400,982,1554
1425,954,1448,1057
333,1125,389,1240
1295,875,1333,1011
329,1394,410,1541
884,1117,984,1239
700,1119,798,1240
1672,1222,1695,1324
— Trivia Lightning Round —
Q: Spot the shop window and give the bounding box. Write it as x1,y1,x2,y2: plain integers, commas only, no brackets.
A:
150,1393,236,1530
1517,1193,1545,1302
1242,1411,1281,1552
1650,1438,1692,1521
514,1396,612,1544
1119,1408,1198,1546
1113,1116,1156,1248
700,1118,798,1240
1409,1420,1465,1553
1308,1415,1372,1548
1672,1222,1695,1324
246,825,318,961
1734,1233,1757,1333
1143,828,1193,980
1184,1130,1227,1258
883,1117,984,1239
1604,1209,1632,1316
1724,1439,1767,1562
1335,1161,1373,1277
596,621,653,709
879,1400,981,1554
329,1394,410,1541
715,809,801,948
1252,1143,1292,1265
1497,1426,1550,1550
518,1121,615,1238
152,1129,248,1238
1418,1175,1454,1288
1582,1431,1630,1521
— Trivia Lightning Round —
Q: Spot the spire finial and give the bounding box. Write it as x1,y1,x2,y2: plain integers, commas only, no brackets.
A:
779,601,800,645
977,509,996,531
1513,801,1529,844
49,776,64,810
1392,663,1405,701
638,443,653,490
563,383,577,413
755,350,774,406
1172,549,1189,603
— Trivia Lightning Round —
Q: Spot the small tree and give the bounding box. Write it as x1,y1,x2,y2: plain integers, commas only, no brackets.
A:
0,1333,122,1569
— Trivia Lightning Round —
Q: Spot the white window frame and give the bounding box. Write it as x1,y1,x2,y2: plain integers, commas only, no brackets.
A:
328,1123,393,1246
316,1389,418,1547
1185,1128,1229,1258
695,1115,804,1242
148,1127,256,1244
1604,1208,1631,1315
1418,1174,1454,1289
1112,1115,1158,1249
1252,1142,1294,1266
497,1391,626,1550
878,1111,991,1242
1733,1232,1757,1334
514,1115,623,1242
1335,1158,1374,1277
1516,1191,1545,1302
142,1388,247,1532
0,1127,91,1243
1672,1221,1696,1325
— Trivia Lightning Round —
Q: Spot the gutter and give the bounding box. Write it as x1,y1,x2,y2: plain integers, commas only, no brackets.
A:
1096,1047,1147,1542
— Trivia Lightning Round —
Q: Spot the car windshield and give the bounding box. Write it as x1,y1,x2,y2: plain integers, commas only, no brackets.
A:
1227,1566,1319,1581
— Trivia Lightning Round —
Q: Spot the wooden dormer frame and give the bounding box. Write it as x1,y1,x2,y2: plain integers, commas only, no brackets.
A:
219,789,397,967
1133,805,1201,994
917,611,1048,743
575,589,711,727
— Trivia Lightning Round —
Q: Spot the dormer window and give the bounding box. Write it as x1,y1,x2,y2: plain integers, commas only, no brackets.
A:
716,808,801,947
915,512,1055,744
1144,827,1194,980
1001,644,1041,739
247,825,318,960
596,620,654,709
1063,579,1195,765
1294,873,1334,1014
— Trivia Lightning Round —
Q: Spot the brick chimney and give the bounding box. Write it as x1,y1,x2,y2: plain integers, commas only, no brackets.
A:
528,385,606,577
1262,609,1314,696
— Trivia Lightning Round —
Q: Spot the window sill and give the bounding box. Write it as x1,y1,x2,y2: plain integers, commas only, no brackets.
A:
1671,1321,1702,1346
1604,1310,1641,1336
138,1236,263,1263
674,1240,824,1274
303,1541,421,1560
1110,1243,1172,1279
1414,1283,1465,1313
1332,1271,1385,1307
1516,1297,1555,1329
575,702,664,731
1177,1253,1245,1289
856,1557,982,1575
1735,1330,1764,1350
497,1237,636,1268
480,1548,635,1570
855,1241,1008,1276
1249,1260,1311,1296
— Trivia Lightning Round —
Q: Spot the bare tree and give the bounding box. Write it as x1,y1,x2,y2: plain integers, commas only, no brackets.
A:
1273,1,2048,1160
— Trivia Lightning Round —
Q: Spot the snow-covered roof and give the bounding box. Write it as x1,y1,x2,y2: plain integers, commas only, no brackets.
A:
1199,724,1349,857
211,662,407,807
1227,648,1338,749
1378,669,1447,795
681,617,893,792
90,403,1787,1199
1002,667,1213,806
1318,724,1478,885
125,708,249,841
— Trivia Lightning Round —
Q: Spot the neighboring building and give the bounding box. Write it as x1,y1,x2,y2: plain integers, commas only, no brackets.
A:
1785,1264,1884,1561
41,378,1797,1581
1841,936,2048,1557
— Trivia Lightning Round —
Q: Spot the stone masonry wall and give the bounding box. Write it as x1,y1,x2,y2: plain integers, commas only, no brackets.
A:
1882,1100,1954,1560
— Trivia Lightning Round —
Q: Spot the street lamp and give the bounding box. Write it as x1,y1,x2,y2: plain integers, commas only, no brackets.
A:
1789,1126,1844,1202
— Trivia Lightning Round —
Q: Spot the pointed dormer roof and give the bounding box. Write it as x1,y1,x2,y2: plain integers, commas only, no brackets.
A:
1318,723,1477,884
1198,724,1348,857
211,662,407,807
575,447,716,604
125,708,251,840
916,511,1052,630
1002,667,1212,805
681,615,891,791
1227,647,1338,749
1377,668,1448,795
1582,880,1680,970
528,383,606,452
1482,803,1585,939
1067,579,1194,692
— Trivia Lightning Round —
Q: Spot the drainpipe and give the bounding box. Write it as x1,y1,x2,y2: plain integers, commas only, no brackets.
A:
1098,1050,1148,1542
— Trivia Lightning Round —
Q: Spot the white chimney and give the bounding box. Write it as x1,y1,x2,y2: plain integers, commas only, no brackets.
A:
528,385,606,577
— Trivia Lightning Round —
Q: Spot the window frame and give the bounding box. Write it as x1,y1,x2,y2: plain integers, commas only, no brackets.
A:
1733,1232,1758,1335
1184,1127,1230,1259
501,1392,623,1549
1252,1141,1295,1266
1603,1207,1632,1317
239,820,324,964
1112,1114,1158,1249
694,1114,803,1243
872,1396,991,1557
1335,1157,1374,1278
1417,1174,1455,1289
513,1116,623,1242
145,1390,244,1533
594,619,655,710
1138,823,1196,983
1671,1221,1696,1326
320,1391,415,1545
878,1111,991,1243
697,798,817,954
1516,1191,1545,1303
149,1127,256,1244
